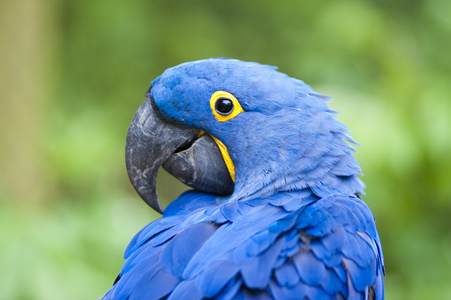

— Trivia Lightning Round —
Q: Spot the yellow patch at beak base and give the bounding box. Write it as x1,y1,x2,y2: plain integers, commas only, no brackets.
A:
198,131,236,182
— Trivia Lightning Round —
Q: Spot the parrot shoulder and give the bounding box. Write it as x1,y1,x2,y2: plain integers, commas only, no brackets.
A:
104,190,384,300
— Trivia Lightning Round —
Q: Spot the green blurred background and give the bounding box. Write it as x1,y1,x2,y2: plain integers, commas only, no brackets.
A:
1,0,450,299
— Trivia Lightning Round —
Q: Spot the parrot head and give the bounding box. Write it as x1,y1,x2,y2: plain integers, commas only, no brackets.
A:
126,58,364,213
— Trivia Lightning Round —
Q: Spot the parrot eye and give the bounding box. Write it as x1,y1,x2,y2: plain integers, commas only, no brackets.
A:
210,91,244,122
215,98,234,115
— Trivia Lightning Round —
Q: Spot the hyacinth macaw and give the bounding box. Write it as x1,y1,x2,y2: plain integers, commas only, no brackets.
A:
103,58,384,300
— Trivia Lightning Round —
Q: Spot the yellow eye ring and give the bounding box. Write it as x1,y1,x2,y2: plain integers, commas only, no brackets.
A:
210,91,244,122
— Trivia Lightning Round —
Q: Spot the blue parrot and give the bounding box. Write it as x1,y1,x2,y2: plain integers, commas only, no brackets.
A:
103,58,384,300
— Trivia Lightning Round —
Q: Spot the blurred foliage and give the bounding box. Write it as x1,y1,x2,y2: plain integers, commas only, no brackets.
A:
1,0,450,299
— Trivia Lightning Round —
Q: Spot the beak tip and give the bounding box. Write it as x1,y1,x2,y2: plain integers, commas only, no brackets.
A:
127,167,164,214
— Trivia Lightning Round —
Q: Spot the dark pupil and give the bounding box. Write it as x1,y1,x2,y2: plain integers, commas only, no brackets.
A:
215,98,234,115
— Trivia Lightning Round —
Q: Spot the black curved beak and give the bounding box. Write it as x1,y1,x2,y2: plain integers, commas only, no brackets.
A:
125,96,234,213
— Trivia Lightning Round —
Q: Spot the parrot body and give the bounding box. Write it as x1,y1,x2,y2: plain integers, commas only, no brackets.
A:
103,59,384,300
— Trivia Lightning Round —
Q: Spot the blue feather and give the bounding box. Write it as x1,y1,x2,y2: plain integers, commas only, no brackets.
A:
195,260,239,297
167,279,202,300
321,226,346,253
343,257,376,292
163,191,218,217
124,217,180,258
274,262,299,287
221,201,241,221
280,230,300,258
128,268,179,300
310,240,343,268
215,278,243,300
334,265,348,283
293,250,327,286
160,222,217,277
346,272,364,300
320,267,346,295
241,236,284,289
